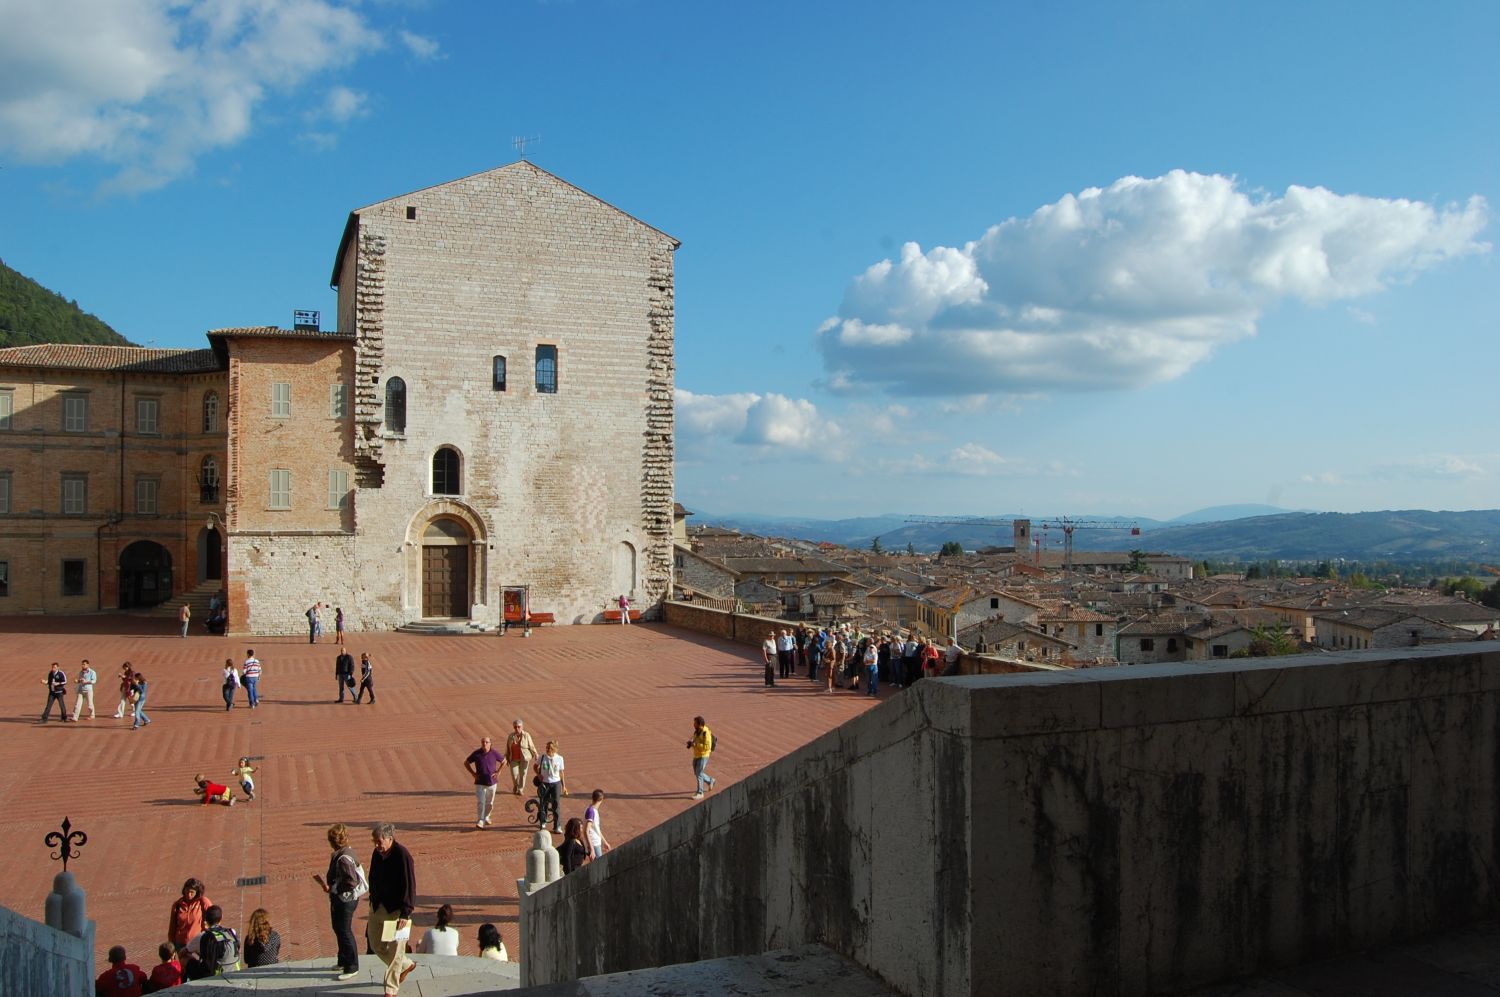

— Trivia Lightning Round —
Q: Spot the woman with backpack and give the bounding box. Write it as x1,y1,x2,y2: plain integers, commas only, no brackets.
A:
312,822,364,982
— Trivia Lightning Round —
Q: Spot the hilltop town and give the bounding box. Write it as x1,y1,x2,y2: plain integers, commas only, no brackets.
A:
671,508,1500,666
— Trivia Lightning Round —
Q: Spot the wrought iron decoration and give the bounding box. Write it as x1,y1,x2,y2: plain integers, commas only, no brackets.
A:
45,816,87,871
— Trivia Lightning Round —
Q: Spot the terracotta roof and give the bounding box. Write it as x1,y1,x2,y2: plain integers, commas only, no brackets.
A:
0,344,223,374
207,327,352,341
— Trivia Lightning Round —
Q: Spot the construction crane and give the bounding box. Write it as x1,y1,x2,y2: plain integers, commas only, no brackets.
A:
906,516,1140,572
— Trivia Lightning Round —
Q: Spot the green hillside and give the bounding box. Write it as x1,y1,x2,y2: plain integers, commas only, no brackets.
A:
0,260,133,347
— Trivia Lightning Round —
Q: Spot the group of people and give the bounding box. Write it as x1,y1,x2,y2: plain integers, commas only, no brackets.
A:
40,660,150,729
305,601,346,645
761,624,962,694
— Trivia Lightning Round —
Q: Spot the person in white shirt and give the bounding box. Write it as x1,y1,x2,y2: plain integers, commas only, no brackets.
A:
71,660,97,720
419,904,459,955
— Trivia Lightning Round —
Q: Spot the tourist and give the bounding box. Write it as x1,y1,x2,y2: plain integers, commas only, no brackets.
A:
864,639,879,696
807,628,823,682
503,719,537,795
242,650,261,709
193,775,235,806
584,789,611,858
534,741,566,833
353,652,376,704
335,647,356,702
232,757,257,801
306,602,320,644
777,628,795,680
220,659,239,711
367,822,417,994
95,944,146,995
311,822,361,982
243,908,281,966
761,630,776,686
617,593,631,624
942,637,964,677
476,923,508,961
147,941,183,991
419,903,459,955
167,879,212,949
922,638,942,679
902,633,921,687
183,904,239,979
179,604,191,638
335,606,346,646
464,735,504,828
687,716,716,799
71,659,97,721
40,661,68,723
825,637,839,693
559,817,589,873
113,663,134,719
131,671,150,730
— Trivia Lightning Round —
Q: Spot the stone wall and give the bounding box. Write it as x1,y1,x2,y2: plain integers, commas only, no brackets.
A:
521,644,1500,996
0,902,93,997
661,601,787,649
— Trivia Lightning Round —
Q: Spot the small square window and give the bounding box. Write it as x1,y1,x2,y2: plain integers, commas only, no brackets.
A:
1140,638,1155,652
63,394,88,432
269,469,291,509
271,382,291,418
405,206,417,220
330,383,349,419
61,559,86,597
135,397,160,434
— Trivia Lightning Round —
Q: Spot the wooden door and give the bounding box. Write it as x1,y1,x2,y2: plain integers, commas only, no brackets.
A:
422,545,469,618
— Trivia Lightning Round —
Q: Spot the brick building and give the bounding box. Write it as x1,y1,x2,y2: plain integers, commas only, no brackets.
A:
0,162,679,632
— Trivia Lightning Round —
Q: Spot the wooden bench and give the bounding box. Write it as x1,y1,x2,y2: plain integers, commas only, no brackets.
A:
504,609,556,626
601,609,642,623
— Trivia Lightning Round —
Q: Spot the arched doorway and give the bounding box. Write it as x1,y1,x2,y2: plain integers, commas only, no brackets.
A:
197,526,222,583
119,541,173,609
421,517,471,618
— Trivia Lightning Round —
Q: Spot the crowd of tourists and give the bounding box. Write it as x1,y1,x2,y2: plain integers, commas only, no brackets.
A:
761,623,963,693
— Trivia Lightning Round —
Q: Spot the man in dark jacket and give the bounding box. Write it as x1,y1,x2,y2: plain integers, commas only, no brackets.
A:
335,649,356,703
367,822,416,993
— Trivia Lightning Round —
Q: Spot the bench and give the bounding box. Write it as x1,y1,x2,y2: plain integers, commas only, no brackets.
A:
601,609,642,623
504,609,555,626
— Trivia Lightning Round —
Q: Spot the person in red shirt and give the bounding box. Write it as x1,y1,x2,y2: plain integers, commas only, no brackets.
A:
94,945,145,997
148,942,183,990
193,774,236,806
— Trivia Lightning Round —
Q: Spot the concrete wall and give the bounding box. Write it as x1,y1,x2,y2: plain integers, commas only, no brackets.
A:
521,643,1500,996
0,903,93,997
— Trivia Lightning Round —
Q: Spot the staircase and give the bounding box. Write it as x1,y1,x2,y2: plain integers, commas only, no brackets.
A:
397,618,495,636
149,580,221,620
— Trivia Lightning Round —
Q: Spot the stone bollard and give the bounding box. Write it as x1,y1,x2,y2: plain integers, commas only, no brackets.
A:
45,870,88,938
523,829,561,892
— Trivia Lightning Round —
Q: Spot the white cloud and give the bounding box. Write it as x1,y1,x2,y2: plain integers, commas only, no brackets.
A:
676,388,841,454
1371,454,1488,480
818,171,1490,396
323,85,369,122
0,0,383,192
399,29,441,59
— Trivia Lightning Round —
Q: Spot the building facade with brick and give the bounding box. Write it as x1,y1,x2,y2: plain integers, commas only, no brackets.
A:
0,162,679,633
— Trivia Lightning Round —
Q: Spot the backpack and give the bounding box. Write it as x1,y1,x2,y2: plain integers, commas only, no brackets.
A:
199,925,239,975
337,853,370,902
711,731,719,751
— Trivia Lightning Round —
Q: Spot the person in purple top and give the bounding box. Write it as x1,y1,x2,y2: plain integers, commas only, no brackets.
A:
464,736,504,828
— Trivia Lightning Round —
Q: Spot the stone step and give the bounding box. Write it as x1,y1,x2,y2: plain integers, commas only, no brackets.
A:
180,953,520,993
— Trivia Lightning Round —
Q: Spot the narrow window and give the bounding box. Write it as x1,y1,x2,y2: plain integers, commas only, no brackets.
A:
269,469,291,509
135,397,159,434
1166,637,1178,653
61,473,87,515
0,560,8,597
0,471,9,513
990,597,999,609
492,355,507,392
405,206,417,220
63,394,88,432
1095,623,1104,637
134,477,159,515
0,389,13,430
202,391,220,432
330,383,349,419
61,559,86,597
535,345,558,394
384,377,406,434
199,456,220,503
328,469,350,510
271,382,291,418
432,446,460,496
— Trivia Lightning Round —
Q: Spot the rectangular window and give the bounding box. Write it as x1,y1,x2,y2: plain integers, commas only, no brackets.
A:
134,477,159,515
329,383,348,419
327,469,349,510
1140,638,1155,652
0,389,12,430
61,559,85,597
1095,623,1104,637
990,597,1000,609
63,394,88,432
269,469,291,509
0,472,9,514
135,397,160,434
1212,644,1229,658
493,355,507,391
0,560,8,597
61,473,87,515
271,382,291,418
535,345,558,394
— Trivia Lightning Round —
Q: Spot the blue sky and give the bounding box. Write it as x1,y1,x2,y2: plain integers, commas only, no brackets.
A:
2,0,1496,520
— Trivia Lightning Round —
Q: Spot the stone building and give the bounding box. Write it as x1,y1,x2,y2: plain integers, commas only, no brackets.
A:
0,162,679,633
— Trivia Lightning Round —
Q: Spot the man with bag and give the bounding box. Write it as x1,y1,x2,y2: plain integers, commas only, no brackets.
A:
335,648,356,703
367,822,417,994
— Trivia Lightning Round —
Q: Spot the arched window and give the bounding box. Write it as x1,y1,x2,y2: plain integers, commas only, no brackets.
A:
432,446,461,496
535,345,557,394
202,391,219,433
385,377,406,434
492,355,507,392
199,456,220,503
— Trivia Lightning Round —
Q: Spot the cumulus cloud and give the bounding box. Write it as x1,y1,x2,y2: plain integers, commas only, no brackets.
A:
399,30,441,59
322,85,369,122
676,388,841,454
0,0,383,192
818,171,1490,396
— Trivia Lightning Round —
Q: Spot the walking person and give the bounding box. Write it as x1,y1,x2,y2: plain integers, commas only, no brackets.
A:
687,716,716,799
617,593,631,624
535,741,566,833
71,659,97,721
335,647,356,703
40,662,68,723
465,735,504,828
584,789,611,858
503,719,536,795
180,603,191,638
113,663,134,719
559,817,589,873
221,659,239,711
311,823,362,982
761,631,776,687
130,672,150,729
335,607,346,646
306,602,320,644
242,650,262,708
353,652,376,704
367,822,417,994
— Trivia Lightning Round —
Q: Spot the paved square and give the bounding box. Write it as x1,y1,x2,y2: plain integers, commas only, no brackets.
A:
0,619,878,967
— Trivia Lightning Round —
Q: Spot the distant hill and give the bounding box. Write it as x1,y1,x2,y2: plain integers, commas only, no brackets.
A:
1169,504,1304,524
0,260,132,348
695,508,1500,562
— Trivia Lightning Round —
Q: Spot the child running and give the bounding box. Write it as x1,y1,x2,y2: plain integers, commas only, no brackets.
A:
231,757,257,801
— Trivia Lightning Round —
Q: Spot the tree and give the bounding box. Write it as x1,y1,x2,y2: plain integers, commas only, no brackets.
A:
1445,577,1486,601
906,541,917,556
1126,549,1149,574
939,541,964,557
1243,623,1298,657
870,536,883,554
1483,578,1500,610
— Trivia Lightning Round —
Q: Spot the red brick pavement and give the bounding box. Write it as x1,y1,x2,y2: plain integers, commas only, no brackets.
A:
0,619,880,966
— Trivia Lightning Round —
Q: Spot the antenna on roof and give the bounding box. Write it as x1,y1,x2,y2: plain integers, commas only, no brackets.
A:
512,135,541,160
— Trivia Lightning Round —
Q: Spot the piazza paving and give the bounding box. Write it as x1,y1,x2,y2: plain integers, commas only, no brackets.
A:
0,617,879,967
